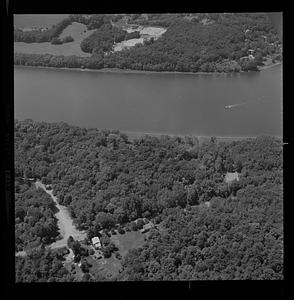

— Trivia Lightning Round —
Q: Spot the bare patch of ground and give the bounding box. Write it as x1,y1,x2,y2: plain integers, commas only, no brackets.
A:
113,38,144,52
113,26,167,52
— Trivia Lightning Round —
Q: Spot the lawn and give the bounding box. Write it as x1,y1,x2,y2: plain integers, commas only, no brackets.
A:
111,230,145,258
87,254,121,280
84,230,145,280
14,22,95,57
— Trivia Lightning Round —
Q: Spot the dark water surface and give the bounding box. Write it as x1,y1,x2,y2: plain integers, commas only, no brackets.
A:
14,65,282,137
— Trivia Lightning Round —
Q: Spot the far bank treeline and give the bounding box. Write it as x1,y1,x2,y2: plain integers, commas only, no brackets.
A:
14,119,283,280
14,13,282,73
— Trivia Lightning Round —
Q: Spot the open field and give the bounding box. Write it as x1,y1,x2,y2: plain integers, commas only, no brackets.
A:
86,253,121,280
111,231,145,258
14,14,69,29
140,26,167,37
83,231,145,279
113,38,144,51
14,22,95,57
113,26,167,52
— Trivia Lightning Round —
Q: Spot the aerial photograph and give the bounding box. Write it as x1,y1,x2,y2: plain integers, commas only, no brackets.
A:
14,13,283,282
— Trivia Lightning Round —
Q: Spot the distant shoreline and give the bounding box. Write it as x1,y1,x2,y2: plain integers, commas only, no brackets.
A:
115,130,282,143
14,62,282,76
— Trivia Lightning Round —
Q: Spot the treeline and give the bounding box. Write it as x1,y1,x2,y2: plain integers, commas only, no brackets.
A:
16,248,75,282
14,52,104,69
80,23,127,54
80,24,140,55
14,17,73,43
124,13,185,27
15,179,59,252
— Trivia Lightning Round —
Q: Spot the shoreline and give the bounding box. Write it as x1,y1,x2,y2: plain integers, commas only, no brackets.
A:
117,130,282,143
14,61,282,76
15,118,282,142
257,62,282,70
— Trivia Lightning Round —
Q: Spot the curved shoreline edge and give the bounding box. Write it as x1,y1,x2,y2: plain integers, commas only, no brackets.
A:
14,62,282,76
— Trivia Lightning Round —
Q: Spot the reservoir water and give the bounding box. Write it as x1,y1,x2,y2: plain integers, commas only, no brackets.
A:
14,65,282,137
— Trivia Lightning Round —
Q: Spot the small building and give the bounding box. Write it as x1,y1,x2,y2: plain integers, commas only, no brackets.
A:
140,222,154,233
204,201,211,208
91,237,102,249
225,172,240,188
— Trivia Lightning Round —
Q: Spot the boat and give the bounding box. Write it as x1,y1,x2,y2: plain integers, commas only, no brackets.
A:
225,105,234,109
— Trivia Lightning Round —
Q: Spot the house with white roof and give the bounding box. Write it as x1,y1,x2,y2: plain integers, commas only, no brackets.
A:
91,237,102,249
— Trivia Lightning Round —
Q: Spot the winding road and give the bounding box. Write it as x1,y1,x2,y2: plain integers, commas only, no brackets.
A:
35,181,87,249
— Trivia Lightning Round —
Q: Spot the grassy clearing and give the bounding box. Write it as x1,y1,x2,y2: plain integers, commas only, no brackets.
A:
113,38,144,52
14,22,95,57
140,26,167,37
87,253,121,280
111,231,145,258
83,231,145,280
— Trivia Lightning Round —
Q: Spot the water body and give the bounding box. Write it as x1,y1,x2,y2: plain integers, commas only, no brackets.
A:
14,64,282,137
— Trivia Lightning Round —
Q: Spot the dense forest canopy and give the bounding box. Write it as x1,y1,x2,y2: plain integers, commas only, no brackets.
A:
14,13,282,73
14,119,283,280
15,180,59,252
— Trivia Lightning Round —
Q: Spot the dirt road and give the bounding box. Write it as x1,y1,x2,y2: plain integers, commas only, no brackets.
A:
35,181,87,249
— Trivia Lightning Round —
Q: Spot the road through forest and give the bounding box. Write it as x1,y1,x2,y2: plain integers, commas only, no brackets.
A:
35,181,87,249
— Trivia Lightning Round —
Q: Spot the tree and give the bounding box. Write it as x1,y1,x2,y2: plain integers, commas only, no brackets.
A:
67,236,74,249
62,36,74,43
51,37,63,45
94,212,116,230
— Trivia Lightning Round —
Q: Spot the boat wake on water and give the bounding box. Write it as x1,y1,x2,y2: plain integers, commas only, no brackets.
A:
224,102,246,109
225,96,266,110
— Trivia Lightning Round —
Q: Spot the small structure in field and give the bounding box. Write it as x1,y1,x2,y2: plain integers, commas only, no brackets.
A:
225,172,240,184
225,172,240,190
91,237,102,249
140,222,154,233
204,201,211,208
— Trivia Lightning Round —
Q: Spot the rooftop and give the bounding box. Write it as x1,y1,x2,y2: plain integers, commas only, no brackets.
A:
224,172,240,184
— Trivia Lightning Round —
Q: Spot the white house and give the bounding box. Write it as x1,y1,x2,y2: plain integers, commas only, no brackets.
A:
91,237,102,249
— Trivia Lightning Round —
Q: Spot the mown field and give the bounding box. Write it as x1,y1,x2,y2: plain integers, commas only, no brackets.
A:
83,231,146,280
111,231,145,258
14,22,95,57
